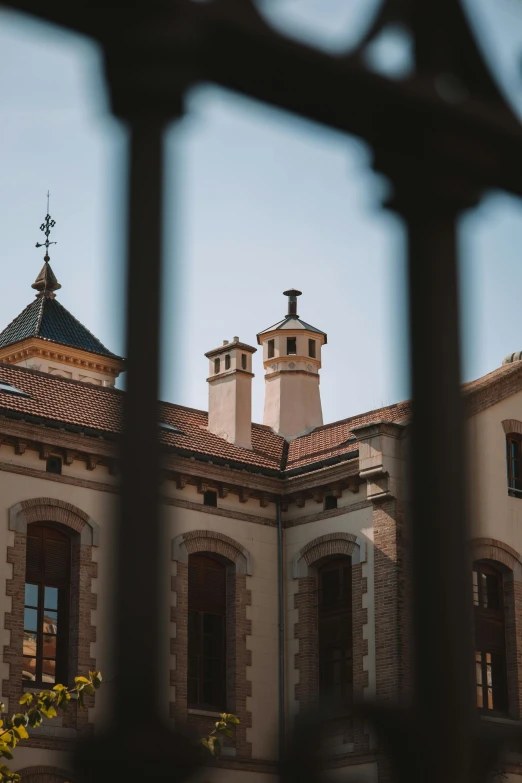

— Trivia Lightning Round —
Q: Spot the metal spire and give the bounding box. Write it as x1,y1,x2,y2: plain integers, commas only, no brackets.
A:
32,192,61,297
35,191,57,263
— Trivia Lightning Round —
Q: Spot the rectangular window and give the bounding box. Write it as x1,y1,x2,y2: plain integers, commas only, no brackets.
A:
287,337,297,355
46,456,62,475
473,562,508,713
267,339,275,359
308,339,316,358
214,358,220,374
225,354,231,370
24,525,70,686
507,435,522,497
318,560,352,714
324,495,337,511
241,353,247,370
203,490,217,507
188,555,226,710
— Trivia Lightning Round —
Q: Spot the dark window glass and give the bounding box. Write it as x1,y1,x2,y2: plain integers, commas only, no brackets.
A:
308,339,316,358
287,337,297,355
506,435,522,497
318,559,352,713
324,495,337,511
203,490,217,508
473,561,507,713
225,354,231,371
23,524,70,686
188,554,226,710
241,354,247,370
214,358,220,374
268,340,275,359
46,457,62,475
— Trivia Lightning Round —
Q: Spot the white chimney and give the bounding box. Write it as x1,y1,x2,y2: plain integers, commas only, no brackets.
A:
205,337,257,450
257,289,327,439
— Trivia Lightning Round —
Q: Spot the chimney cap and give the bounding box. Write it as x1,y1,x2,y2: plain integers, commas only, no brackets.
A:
205,339,257,359
283,289,302,317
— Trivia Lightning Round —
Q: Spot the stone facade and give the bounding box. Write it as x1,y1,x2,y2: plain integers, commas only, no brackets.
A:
1,289,522,783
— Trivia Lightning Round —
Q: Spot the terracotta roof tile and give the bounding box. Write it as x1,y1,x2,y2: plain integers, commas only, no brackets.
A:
286,401,411,470
0,360,518,476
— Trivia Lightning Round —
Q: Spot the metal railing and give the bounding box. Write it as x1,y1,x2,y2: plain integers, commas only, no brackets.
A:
4,1,522,782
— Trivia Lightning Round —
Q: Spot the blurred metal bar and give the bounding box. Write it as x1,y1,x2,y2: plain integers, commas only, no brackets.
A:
115,118,165,719
406,199,476,782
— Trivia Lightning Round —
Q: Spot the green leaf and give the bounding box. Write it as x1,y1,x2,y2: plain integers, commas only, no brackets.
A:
13,726,28,740
52,684,66,692
39,705,57,719
223,714,240,725
27,709,42,728
90,671,102,689
0,743,14,760
18,694,32,706
74,677,90,685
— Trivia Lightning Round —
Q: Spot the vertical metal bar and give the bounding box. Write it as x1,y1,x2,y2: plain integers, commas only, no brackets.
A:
115,117,165,718
277,500,286,759
406,205,475,782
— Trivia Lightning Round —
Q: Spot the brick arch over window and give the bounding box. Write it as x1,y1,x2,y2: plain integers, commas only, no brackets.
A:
171,530,252,759
172,530,252,574
9,498,99,546
502,419,522,436
4,499,98,744
292,532,366,578
292,532,369,754
470,537,522,719
17,765,77,783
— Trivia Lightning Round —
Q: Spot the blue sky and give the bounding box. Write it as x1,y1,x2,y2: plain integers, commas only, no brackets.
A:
1,1,522,426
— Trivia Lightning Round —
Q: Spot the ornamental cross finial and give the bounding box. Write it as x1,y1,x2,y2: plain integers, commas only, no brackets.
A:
35,191,57,262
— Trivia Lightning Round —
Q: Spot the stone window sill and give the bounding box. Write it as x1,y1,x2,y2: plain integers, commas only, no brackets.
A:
481,714,522,726
188,707,222,718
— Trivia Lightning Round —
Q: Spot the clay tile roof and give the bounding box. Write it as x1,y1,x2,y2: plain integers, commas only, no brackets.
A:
0,296,121,360
286,401,411,471
0,359,518,477
0,363,285,473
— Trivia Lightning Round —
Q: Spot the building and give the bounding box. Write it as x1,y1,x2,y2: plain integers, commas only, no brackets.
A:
1,253,522,783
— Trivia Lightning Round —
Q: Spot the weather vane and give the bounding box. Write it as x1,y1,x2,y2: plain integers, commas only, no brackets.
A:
35,191,57,262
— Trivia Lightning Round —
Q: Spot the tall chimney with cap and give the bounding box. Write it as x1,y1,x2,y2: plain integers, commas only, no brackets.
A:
205,337,257,449
256,290,327,439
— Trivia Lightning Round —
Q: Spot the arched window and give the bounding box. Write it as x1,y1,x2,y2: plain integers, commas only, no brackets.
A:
318,558,352,710
506,434,522,497
188,554,226,710
473,561,507,713
23,524,71,686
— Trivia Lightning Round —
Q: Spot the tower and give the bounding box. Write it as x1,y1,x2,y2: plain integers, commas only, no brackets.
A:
205,336,257,449
0,202,125,386
257,289,327,439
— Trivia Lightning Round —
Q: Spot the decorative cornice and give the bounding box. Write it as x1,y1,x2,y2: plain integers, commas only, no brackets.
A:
0,337,125,376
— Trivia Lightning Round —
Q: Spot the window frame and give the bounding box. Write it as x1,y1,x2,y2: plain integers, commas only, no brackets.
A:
267,339,275,359
308,339,316,359
473,561,508,715
287,337,297,356
187,554,227,711
324,495,337,511
23,524,71,688
317,557,353,715
203,490,217,507
506,433,522,498
225,354,231,371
